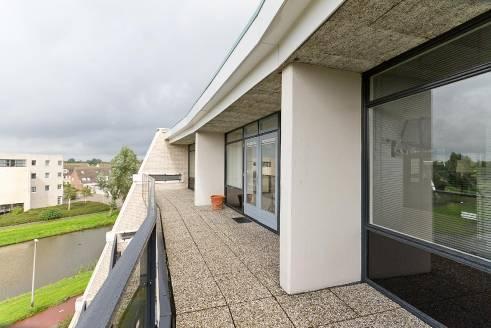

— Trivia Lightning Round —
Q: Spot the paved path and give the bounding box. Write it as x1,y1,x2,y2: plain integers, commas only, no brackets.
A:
11,297,76,328
157,188,429,328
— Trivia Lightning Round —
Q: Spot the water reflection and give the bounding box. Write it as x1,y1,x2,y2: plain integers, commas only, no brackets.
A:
0,226,110,300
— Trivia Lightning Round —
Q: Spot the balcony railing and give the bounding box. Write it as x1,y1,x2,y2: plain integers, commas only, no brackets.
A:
74,174,173,328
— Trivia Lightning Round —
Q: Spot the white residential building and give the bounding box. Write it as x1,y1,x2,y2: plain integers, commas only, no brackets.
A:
0,154,64,213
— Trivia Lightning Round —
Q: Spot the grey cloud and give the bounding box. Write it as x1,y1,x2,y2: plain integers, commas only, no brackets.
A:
0,0,260,160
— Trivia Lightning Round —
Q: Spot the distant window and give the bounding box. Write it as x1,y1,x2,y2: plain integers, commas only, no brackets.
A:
45,172,50,178
45,160,50,166
0,159,26,167
31,187,36,193
81,170,84,174
32,160,36,166
31,173,36,179
57,172,62,177
57,184,62,190
45,185,50,191
57,196,62,205
58,160,62,166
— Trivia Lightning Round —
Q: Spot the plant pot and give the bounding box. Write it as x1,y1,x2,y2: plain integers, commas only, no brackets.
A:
210,195,225,210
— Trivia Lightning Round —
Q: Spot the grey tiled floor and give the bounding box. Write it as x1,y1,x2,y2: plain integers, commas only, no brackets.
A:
156,188,429,328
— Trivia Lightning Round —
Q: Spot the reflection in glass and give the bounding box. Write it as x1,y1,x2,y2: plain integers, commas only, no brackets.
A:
246,139,257,206
368,231,491,328
261,136,276,213
112,248,148,327
370,71,491,261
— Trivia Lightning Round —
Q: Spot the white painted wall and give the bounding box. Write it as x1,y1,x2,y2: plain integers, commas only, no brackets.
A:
194,132,225,206
0,167,30,209
280,63,362,293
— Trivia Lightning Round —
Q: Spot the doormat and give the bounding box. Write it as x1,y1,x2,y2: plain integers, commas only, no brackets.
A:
232,217,251,224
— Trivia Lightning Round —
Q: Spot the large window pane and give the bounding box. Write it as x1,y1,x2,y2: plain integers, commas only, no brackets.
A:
370,71,491,261
370,22,491,100
226,141,242,188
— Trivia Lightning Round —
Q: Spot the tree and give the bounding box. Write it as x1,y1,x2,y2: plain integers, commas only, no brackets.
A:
80,186,93,204
97,146,139,215
87,158,102,166
67,158,76,163
63,183,78,210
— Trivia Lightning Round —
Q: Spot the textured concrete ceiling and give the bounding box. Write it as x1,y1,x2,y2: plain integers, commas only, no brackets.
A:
180,0,491,143
288,0,491,72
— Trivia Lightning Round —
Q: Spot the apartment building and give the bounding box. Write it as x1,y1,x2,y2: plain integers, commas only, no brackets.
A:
0,154,64,213
73,2,491,327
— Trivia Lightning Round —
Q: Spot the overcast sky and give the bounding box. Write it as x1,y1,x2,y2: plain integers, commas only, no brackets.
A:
0,0,260,160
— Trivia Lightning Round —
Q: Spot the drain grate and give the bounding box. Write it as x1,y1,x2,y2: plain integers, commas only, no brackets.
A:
232,217,250,224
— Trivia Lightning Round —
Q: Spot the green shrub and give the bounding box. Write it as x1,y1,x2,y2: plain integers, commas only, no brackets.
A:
0,201,110,227
11,207,23,215
39,209,63,221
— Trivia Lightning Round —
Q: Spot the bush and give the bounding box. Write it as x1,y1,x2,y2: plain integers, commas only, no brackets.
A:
0,201,110,227
39,209,63,221
11,207,23,215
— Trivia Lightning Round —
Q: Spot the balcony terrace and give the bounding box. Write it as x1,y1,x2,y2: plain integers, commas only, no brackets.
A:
157,187,428,327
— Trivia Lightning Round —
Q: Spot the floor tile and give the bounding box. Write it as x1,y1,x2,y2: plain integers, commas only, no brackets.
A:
331,283,399,315
321,308,430,328
176,306,234,328
172,275,226,313
254,266,285,296
230,297,293,328
277,289,357,327
215,270,271,304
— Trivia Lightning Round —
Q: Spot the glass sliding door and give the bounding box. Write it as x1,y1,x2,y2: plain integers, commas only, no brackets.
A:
244,131,278,230
225,113,280,231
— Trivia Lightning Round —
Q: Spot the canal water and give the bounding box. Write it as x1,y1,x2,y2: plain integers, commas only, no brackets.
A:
0,226,111,301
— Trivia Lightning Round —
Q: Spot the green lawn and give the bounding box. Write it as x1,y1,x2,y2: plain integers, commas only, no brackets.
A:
433,193,477,236
0,201,110,228
0,211,118,247
0,270,92,327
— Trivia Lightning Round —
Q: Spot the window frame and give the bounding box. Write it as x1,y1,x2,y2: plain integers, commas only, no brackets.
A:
224,112,281,221
361,11,491,284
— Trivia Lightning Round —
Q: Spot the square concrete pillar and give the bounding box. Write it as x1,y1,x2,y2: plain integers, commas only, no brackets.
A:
194,131,225,206
280,63,362,294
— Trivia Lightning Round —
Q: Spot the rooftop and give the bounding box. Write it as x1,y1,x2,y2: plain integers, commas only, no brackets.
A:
157,188,429,327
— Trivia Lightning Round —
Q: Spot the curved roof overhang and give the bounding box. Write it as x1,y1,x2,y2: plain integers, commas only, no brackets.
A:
167,0,345,143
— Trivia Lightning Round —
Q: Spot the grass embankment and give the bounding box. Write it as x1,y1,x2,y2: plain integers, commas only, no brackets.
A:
0,211,118,247
0,202,110,227
0,270,93,327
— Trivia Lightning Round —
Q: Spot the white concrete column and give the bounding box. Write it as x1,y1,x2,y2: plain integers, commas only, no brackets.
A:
280,63,362,294
194,131,225,206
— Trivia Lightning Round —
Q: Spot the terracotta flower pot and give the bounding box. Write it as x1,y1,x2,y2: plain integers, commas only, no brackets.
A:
210,195,225,210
